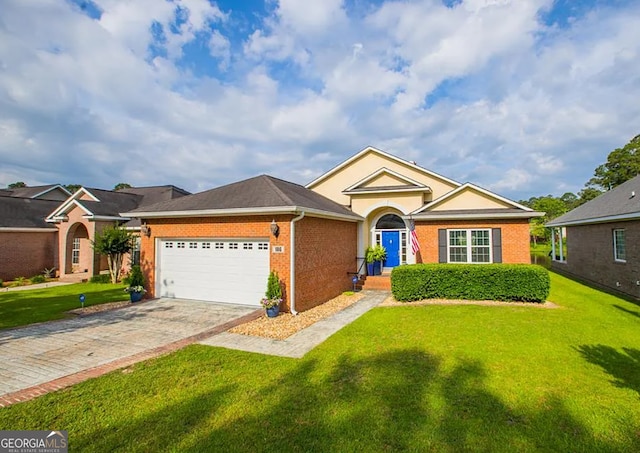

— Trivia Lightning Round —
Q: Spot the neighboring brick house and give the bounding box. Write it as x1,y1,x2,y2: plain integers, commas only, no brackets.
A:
0,185,71,281
547,174,640,300
125,147,540,312
45,185,189,282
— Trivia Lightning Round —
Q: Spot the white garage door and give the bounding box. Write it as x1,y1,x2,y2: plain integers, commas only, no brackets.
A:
157,239,270,306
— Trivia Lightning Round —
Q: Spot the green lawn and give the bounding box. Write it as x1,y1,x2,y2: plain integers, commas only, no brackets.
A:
1,273,639,452
0,283,128,329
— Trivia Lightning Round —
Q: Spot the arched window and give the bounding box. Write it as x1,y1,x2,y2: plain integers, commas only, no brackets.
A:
375,214,405,229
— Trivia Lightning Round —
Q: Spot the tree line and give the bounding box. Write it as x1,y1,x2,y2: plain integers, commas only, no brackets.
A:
520,134,640,243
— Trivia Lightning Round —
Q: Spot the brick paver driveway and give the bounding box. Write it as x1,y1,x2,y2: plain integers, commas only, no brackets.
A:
0,299,258,398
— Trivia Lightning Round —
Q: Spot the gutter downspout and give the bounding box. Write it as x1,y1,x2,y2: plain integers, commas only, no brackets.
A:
289,211,305,315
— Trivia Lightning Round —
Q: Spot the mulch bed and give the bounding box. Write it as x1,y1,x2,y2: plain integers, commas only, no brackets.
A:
229,292,365,340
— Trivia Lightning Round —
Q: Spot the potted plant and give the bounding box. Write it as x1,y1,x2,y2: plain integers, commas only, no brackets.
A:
123,265,146,303
373,244,387,275
365,246,376,276
261,271,283,317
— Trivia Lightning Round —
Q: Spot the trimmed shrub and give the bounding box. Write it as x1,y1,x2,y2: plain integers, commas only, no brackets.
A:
90,274,112,284
30,275,46,284
123,265,145,288
391,264,550,303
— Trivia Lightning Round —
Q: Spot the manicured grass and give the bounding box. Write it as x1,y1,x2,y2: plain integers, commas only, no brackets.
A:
0,283,127,329
1,273,639,451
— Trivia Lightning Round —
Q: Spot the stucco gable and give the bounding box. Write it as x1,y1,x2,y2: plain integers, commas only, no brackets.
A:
343,167,429,194
414,183,533,214
308,147,459,206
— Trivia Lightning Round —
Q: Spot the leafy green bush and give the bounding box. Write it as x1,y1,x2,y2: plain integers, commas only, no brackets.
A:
391,264,550,303
30,275,46,284
90,274,112,284
11,276,27,287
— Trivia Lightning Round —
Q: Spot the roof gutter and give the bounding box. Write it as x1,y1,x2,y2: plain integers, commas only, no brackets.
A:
121,206,361,222
408,212,544,221
547,211,640,227
289,211,305,315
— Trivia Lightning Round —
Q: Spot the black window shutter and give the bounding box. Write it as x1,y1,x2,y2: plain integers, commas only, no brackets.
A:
438,229,447,263
492,228,502,263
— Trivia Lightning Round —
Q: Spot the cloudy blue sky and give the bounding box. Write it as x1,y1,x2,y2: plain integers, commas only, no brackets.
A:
1,0,639,200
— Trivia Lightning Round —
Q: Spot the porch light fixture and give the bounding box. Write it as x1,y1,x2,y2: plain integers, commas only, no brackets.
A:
141,223,151,237
270,219,280,238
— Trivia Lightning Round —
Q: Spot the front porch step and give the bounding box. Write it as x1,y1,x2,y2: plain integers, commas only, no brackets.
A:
361,275,391,291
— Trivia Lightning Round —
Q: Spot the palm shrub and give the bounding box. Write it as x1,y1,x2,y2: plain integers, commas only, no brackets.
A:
92,226,135,284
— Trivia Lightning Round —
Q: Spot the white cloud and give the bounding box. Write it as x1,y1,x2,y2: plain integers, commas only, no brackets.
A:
0,0,639,201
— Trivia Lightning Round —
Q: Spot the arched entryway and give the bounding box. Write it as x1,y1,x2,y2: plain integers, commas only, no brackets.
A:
371,212,409,269
65,223,90,274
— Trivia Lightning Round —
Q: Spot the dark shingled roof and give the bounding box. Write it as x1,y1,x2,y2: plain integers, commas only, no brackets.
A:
126,175,360,218
547,174,640,226
119,185,190,206
73,185,190,218
3,184,69,200
0,196,60,228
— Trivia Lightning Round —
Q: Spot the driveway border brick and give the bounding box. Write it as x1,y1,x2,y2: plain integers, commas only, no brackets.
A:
0,309,261,408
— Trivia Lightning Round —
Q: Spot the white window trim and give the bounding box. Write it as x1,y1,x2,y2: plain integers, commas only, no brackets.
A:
447,229,493,264
72,237,81,265
613,229,626,263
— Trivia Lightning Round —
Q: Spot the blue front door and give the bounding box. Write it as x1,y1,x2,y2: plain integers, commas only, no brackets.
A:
381,231,400,267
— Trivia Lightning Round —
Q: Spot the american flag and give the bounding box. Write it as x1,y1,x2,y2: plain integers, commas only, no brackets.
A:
409,219,420,255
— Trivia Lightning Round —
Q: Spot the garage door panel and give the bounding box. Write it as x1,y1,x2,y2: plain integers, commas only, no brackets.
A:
158,239,269,306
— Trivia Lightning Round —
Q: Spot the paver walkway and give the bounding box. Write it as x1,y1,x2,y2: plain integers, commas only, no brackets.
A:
200,290,389,358
1,281,73,292
0,299,258,405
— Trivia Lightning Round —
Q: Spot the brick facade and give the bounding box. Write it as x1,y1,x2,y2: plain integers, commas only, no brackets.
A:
140,215,292,308
0,231,57,281
552,221,640,299
415,219,531,264
294,216,358,312
139,214,358,312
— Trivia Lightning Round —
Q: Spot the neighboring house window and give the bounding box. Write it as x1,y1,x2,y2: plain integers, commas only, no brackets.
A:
447,229,491,263
72,237,81,265
132,237,141,266
613,229,626,262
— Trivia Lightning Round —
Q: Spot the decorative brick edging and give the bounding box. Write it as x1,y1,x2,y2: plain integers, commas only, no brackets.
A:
0,309,263,408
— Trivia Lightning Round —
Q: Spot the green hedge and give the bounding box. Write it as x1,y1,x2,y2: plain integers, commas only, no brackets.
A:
391,264,550,303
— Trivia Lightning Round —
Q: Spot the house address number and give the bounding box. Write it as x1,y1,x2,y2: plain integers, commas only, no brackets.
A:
272,246,285,253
